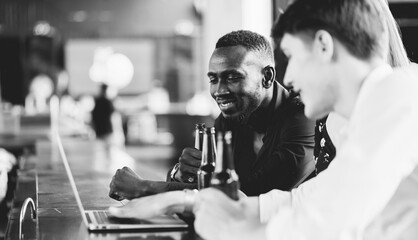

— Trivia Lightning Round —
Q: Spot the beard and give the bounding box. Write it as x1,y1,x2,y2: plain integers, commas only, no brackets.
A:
226,97,260,125
220,87,263,125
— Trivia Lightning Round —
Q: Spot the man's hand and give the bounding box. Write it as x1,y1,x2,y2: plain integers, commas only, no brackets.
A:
108,191,185,219
177,147,202,183
109,166,147,200
194,188,266,240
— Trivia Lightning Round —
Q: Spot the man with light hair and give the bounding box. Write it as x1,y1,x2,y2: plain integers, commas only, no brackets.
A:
108,0,418,239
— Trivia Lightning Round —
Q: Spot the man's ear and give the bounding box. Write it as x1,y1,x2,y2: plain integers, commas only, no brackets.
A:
314,30,334,61
262,66,276,88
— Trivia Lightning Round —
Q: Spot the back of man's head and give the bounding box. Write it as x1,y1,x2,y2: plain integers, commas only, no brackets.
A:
216,30,274,64
272,0,389,61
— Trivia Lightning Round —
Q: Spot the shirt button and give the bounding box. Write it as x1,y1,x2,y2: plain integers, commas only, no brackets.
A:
320,138,326,148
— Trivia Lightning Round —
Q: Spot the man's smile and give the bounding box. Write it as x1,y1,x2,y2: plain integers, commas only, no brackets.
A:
217,98,237,112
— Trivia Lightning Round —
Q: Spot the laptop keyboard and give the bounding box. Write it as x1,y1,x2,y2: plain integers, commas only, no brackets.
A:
93,211,109,224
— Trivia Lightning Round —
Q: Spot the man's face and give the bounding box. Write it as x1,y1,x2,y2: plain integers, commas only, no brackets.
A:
281,33,336,119
208,46,265,123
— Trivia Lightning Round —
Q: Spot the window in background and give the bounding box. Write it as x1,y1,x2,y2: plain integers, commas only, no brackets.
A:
66,39,155,97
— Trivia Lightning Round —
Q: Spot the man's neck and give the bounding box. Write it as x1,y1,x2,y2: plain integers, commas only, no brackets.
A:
247,82,287,133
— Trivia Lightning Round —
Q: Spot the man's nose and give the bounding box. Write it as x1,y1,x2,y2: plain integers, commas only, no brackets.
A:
214,81,229,96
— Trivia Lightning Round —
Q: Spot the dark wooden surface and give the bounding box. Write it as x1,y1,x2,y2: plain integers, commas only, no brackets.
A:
6,138,202,240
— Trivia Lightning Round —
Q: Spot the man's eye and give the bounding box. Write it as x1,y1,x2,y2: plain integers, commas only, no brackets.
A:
208,77,217,83
226,75,241,81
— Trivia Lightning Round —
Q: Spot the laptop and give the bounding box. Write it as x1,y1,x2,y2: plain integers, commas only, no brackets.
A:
55,134,189,231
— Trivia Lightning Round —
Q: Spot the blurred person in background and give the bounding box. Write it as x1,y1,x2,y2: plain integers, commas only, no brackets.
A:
25,73,54,115
91,83,125,149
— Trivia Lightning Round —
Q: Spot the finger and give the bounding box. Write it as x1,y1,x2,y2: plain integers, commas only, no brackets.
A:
179,164,199,175
121,167,134,175
181,147,202,159
109,176,115,188
188,148,203,158
180,158,201,168
108,206,129,218
108,198,155,219
122,166,131,171
109,192,124,201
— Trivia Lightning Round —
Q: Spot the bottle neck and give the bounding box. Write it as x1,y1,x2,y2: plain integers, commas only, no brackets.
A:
214,131,234,172
214,132,224,172
201,131,215,166
194,123,205,150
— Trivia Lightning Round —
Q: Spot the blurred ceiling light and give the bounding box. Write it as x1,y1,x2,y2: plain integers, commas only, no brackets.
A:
33,21,54,36
69,11,88,22
89,47,134,90
175,20,195,36
105,53,134,89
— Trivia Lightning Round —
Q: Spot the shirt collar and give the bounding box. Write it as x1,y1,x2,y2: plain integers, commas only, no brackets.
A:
362,64,393,88
346,63,392,128
356,64,393,105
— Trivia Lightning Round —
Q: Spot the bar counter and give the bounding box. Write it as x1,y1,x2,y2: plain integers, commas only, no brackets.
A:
5,137,201,240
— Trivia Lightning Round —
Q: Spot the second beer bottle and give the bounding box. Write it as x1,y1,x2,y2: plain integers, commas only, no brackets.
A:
197,127,216,189
194,123,205,151
210,131,240,200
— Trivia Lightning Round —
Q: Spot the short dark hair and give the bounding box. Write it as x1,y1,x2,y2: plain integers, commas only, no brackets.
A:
272,0,388,60
216,30,274,63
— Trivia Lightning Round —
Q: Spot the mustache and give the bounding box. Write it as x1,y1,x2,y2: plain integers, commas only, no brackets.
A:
215,94,235,102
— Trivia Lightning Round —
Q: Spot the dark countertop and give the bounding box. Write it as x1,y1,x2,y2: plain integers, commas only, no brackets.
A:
5,138,202,240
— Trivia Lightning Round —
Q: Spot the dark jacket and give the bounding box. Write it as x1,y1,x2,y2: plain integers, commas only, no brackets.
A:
215,83,315,196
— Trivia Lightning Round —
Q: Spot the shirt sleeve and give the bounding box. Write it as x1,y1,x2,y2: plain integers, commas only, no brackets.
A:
259,189,291,223
264,69,418,240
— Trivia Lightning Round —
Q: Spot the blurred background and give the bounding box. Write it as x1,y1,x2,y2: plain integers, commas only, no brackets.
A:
0,0,417,171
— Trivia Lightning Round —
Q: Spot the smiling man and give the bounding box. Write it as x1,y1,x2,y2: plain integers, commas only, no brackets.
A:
175,30,316,196
108,30,316,199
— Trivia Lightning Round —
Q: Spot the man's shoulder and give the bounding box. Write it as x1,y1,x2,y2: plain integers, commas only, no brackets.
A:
273,94,315,130
276,94,305,117
390,63,418,83
378,64,418,96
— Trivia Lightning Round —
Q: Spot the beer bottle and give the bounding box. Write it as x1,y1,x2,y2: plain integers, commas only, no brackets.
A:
182,123,205,183
194,123,205,150
197,127,216,189
210,131,240,200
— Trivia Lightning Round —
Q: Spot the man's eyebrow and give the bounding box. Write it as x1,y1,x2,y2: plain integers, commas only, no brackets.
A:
220,69,242,75
207,70,242,77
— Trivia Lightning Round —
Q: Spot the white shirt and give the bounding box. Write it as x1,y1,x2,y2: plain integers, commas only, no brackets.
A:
259,64,418,240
